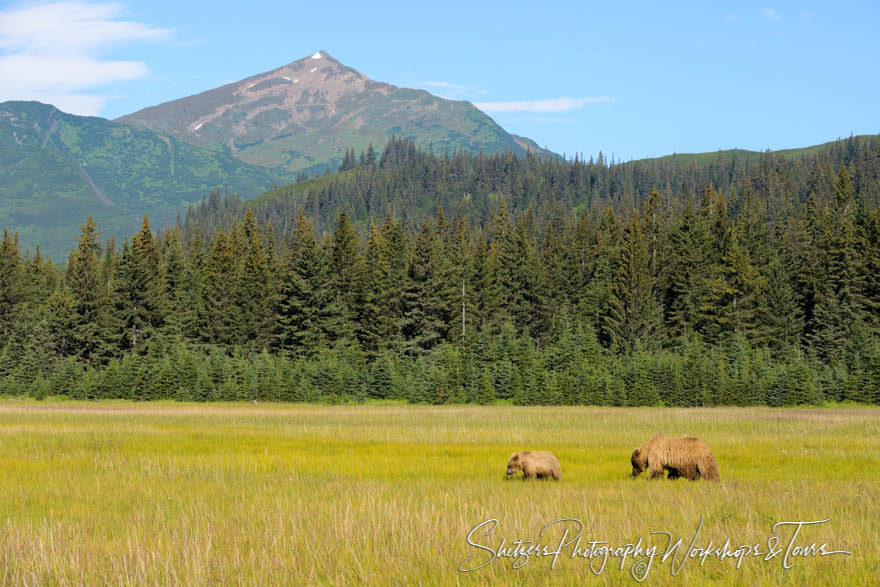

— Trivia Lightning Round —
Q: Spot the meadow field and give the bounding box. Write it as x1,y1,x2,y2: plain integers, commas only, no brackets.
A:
0,401,878,585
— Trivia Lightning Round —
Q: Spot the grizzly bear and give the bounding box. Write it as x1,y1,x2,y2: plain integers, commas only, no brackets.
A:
630,435,721,481
506,451,562,480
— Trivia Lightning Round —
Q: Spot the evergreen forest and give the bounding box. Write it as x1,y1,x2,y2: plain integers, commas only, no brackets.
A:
2,136,880,406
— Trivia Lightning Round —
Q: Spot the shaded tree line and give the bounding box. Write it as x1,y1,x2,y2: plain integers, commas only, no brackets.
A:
185,134,880,244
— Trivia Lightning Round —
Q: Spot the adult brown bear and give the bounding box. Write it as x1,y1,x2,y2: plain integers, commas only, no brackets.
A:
630,435,721,481
505,451,562,480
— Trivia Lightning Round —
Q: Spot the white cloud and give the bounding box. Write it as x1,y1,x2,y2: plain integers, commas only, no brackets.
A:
473,96,614,114
423,81,465,90
502,115,576,124
0,1,170,115
762,7,782,21
421,80,486,100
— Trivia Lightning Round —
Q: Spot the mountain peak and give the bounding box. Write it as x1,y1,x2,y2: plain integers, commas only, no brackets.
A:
284,50,340,67
117,49,383,158
263,49,369,85
116,51,548,173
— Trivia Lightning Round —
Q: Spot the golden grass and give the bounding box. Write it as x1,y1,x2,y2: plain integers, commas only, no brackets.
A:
0,401,878,585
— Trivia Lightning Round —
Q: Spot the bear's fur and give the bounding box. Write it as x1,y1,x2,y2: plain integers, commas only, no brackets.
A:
630,435,721,481
506,451,562,480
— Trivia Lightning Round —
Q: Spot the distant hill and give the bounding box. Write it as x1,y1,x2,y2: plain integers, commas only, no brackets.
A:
0,101,293,260
117,51,556,175
632,135,879,166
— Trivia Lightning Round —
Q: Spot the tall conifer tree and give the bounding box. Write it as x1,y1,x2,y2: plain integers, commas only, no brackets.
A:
66,217,105,363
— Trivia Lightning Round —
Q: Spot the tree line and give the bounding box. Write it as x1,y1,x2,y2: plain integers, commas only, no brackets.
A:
1,136,879,405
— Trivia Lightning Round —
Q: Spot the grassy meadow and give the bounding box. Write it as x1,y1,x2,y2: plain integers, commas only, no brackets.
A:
0,401,878,585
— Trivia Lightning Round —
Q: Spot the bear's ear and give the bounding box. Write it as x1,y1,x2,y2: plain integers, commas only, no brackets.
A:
510,453,520,461
633,448,640,457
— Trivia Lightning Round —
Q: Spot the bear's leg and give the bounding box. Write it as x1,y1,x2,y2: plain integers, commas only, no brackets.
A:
523,466,536,480
649,460,665,480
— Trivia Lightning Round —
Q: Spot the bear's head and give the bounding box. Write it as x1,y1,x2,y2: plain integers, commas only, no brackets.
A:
631,447,648,477
506,453,522,476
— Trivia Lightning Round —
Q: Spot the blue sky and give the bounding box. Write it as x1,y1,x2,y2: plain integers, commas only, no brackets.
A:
1,0,877,160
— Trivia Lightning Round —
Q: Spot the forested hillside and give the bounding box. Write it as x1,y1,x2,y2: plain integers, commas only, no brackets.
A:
0,101,295,260
185,134,880,238
1,135,879,405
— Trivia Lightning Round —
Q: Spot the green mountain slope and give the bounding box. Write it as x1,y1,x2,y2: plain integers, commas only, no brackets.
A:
633,135,878,166
116,51,555,174
0,101,294,260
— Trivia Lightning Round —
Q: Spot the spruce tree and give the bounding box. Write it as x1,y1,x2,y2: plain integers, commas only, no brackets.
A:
181,229,205,339
478,366,495,404
198,231,237,345
0,229,25,340
510,212,547,338
365,143,376,168
485,197,516,332
665,201,709,343
66,217,106,363
130,216,165,329
162,227,187,337
107,218,166,354
857,207,880,334
380,213,409,333
399,220,446,355
354,217,391,353
28,245,59,302
756,251,804,355
808,165,867,360
541,218,569,314
604,215,662,353
642,188,666,280
233,209,273,347
472,237,498,332
275,212,346,352
447,215,478,341
45,287,78,358
330,210,363,334
583,207,620,346
700,227,765,344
